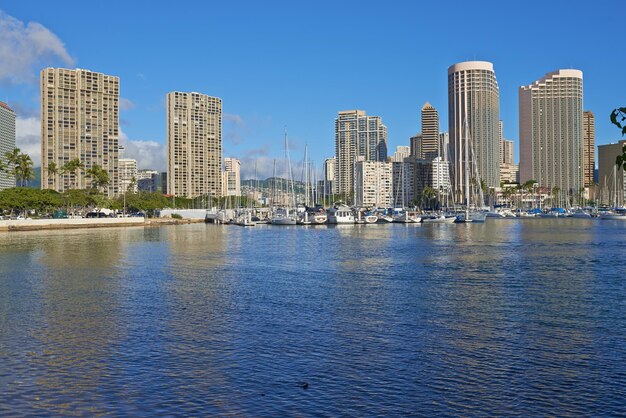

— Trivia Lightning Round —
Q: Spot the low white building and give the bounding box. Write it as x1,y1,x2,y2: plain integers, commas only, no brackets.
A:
222,157,241,197
431,157,451,193
355,157,393,207
119,158,138,193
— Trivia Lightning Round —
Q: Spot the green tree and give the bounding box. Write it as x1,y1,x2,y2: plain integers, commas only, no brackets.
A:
63,188,89,215
46,161,59,189
0,187,62,216
612,108,626,171
422,186,437,210
127,176,137,194
16,153,34,187
4,148,21,183
86,164,110,192
62,158,85,189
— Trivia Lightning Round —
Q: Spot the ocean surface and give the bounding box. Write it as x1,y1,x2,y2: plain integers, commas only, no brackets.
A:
1,219,625,416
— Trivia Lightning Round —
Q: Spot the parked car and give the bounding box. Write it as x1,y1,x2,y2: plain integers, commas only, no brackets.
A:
130,212,146,218
53,210,68,219
86,212,110,218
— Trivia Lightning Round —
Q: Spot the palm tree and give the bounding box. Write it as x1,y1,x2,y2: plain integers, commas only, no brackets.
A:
62,158,85,189
85,164,110,193
551,187,560,208
5,147,21,183
47,162,59,189
16,153,34,187
422,186,437,210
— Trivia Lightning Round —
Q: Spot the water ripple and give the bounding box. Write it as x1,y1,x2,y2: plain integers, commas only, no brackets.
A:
0,221,625,415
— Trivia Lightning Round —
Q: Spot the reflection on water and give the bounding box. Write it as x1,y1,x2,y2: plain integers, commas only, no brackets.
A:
0,220,625,415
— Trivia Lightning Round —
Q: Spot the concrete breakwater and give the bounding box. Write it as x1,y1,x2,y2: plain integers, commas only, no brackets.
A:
0,217,205,232
0,217,146,232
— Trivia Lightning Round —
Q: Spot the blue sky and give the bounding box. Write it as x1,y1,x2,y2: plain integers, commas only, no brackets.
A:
0,1,622,178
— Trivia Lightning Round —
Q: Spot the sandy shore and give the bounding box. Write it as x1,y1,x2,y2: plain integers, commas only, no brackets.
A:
0,217,205,232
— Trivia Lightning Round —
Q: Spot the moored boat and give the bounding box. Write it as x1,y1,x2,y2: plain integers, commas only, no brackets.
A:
327,205,355,224
422,214,456,223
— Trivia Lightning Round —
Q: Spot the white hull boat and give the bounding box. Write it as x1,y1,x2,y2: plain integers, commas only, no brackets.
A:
423,215,456,224
328,206,355,224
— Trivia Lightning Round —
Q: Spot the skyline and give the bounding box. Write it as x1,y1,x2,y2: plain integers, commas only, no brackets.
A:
0,1,623,179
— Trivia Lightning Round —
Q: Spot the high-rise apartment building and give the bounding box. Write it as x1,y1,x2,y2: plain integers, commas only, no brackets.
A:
41,68,120,196
137,169,159,192
410,134,422,159
499,120,514,164
0,102,16,190
519,70,584,193
335,110,387,198
439,132,450,162
355,156,393,207
392,145,411,163
119,158,138,193
498,120,504,160
167,92,222,198
448,61,500,199
502,139,514,165
583,111,595,187
421,102,439,160
323,156,337,197
222,157,241,197
392,159,415,207
432,157,451,193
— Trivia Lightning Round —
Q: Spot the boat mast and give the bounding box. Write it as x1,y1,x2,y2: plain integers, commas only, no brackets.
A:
284,128,296,210
464,118,470,220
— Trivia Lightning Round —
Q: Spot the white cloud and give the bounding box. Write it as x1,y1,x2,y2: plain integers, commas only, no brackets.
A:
119,97,135,111
0,11,74,84
15,116,41,166
224,113,245,145
121,139,167,172
224,113,244,125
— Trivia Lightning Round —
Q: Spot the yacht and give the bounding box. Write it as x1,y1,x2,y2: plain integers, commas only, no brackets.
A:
600,208,626,220
393,211,415,223
271,207,297,225
364,213,378,224
456,210,487,223
422,214,456,223
327,205,355,224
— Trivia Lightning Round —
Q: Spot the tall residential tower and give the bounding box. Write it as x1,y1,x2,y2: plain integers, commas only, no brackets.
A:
167,92,222,198
583,110,595,187
335,110,387,198
519,70,584,193
420,102,439,160
448,61,500,200
41,68,120,196
0,102,16,190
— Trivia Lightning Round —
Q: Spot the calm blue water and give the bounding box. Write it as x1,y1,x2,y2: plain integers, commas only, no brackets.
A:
0,219,625,416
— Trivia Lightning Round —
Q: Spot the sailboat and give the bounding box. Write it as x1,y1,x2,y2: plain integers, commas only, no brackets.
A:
271,130,297,225
456,119,486,223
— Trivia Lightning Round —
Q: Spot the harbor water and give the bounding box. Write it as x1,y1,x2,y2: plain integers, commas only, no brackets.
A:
1,219,625,416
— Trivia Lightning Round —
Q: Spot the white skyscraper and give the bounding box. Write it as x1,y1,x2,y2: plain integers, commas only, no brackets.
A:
0,102,16,190
448,61,500,200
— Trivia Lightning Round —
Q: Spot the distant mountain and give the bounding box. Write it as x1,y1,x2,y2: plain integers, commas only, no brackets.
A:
242,177,309,194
